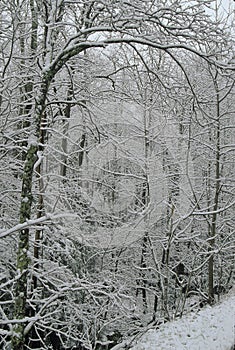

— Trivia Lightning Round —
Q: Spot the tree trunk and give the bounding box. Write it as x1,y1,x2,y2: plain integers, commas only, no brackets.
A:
11,75,51,350
208,74,221,305
12,144,38,350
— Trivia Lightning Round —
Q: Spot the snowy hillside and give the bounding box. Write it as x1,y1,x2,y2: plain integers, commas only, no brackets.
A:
113,288,235,350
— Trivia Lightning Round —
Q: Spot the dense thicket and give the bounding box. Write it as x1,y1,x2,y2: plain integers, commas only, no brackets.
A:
0,1,234,349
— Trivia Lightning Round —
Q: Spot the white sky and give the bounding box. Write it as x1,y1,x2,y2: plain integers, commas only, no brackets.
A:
205,0,235,34
211,0,234,17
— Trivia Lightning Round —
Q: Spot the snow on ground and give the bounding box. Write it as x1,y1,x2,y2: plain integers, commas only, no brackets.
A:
121,288,235,350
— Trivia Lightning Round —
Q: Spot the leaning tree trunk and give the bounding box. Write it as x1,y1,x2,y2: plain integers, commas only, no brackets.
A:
11,40,86,347
11,145,38,350
11,34,89,349
11,75,51,350
11,1,40,348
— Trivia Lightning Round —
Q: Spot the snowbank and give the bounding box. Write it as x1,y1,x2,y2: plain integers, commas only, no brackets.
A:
128,290,235,350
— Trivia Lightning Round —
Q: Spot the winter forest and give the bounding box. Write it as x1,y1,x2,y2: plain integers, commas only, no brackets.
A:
0,0,234,349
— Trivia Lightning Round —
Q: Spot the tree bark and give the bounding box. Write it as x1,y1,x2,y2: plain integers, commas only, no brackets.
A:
11,76,51,350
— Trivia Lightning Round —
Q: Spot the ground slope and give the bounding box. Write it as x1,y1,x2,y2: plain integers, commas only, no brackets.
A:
130,290,235,350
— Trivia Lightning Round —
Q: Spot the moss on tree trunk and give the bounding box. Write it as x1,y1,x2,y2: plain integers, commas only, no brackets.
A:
12,144,38,349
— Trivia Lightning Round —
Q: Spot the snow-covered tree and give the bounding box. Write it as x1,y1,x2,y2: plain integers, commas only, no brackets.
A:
0,1,234,349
